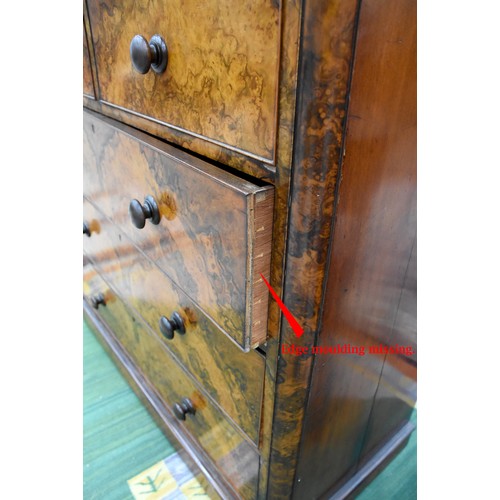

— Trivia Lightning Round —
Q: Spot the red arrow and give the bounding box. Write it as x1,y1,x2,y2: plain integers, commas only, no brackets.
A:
260,273,304,337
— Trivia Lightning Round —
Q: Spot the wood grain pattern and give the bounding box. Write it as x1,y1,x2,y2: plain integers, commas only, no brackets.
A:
82,0,418,495
83,262,260,500
358,239,416,468
86,0,280,162
82,0,303,184
83,20,95,97
255,0,304,496
294,0,416,496
348,0,417,466
83,110,273,351
83,197,265,444
262,0,361,497
85,302,233,500
83,96,276,181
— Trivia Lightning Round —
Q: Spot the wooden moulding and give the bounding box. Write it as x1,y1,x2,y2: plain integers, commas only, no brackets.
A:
265,0,362,496
83,0,99,100
293,0,417,496
82,20,95,98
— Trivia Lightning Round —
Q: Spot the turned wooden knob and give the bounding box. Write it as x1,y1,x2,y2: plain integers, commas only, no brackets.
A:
130,34,168,74
129,195,161,229
159,312,185,340
173,398,195,420
90,292,106,309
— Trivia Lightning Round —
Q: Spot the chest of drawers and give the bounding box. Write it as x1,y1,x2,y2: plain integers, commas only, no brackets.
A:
83,0,417,498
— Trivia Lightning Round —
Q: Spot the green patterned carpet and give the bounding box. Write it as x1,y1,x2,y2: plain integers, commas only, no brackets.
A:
83,321,416,499
83,321,176,500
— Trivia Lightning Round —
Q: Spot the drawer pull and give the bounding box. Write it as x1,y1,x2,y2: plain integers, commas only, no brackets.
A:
173,398,196,420
130,34,168,75
83,222,91,237
90,292,106,309
159,312,185,340
129,195,161,229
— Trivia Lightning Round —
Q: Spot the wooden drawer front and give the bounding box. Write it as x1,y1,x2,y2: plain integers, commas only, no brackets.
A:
83,263,259,499
83,111,273,351
86,0,280,162
83,22,95,98
83,198,264,444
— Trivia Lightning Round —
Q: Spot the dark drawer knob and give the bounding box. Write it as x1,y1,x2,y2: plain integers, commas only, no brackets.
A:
129,195,161,229
130,34,168,75
173,398,195,421
83,222,91,237
90,292,106,309
159,312,185,340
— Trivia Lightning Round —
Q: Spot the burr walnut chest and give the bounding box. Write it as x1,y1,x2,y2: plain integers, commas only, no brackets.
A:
83,0,417,498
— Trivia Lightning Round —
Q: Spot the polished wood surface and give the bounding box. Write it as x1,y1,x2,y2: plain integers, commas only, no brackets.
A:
85,302,234,500
352,0,417,462
83,0,417,495
83,110,273,350
83,20,94,97
83,262,260,500
253,1,303,495
83,0,305,183
86,0,280,162
294,0,417,497
83,197,265,444
264,0,361,497
84,1,307,496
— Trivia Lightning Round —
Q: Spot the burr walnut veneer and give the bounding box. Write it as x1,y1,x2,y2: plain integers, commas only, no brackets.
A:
83,0,417,498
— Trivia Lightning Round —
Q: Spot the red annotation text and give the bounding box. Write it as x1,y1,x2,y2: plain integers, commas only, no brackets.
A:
281,343,414,357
